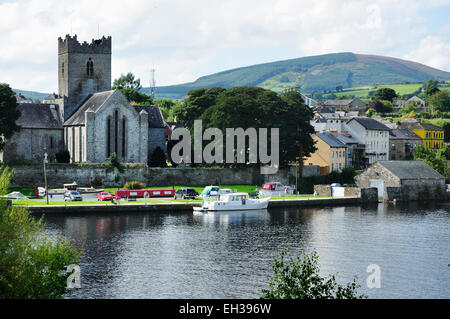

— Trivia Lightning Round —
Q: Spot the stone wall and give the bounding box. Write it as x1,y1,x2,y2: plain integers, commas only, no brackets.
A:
361,188,378,202
8,164,318,188
314,185,331,196
1,128,64,163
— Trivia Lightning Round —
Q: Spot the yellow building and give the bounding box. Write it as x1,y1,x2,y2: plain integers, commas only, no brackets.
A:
398,120,444,150
304,133,347,174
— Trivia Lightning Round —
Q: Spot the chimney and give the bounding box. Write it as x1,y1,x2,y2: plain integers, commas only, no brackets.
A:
341,130,348,136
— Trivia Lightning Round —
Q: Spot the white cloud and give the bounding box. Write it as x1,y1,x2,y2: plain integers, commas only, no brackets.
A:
0,0,449,93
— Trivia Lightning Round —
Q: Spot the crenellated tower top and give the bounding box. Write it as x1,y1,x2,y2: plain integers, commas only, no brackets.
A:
58,34,112,55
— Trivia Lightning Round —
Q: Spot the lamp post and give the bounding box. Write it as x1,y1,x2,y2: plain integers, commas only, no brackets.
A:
43,152,49,205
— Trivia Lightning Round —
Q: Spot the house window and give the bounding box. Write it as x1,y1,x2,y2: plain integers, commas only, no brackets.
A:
62,62,64,76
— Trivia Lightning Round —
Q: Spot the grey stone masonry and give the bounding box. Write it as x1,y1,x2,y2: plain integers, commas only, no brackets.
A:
58,34,112,121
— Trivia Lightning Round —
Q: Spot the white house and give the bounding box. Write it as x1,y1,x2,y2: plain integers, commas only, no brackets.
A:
346,117,390,165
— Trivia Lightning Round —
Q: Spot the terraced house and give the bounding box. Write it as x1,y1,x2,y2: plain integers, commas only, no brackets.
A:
304,132,347,174
397,119,444,150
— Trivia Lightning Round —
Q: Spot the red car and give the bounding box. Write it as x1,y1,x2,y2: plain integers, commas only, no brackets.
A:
97,192,114,201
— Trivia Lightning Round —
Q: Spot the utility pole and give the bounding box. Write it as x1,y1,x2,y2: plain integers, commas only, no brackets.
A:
150,68,156,100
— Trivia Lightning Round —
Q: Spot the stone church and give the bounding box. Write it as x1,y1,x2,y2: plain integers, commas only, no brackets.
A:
0,34,166,164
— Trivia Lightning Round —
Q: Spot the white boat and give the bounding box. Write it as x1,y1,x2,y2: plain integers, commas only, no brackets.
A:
193,192,270,212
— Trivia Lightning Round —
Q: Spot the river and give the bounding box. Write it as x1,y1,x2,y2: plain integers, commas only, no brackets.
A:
42,202,449,299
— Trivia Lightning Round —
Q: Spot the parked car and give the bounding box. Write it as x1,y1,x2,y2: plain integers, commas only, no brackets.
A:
97,192,114,201
174,188,199,200
64,191,83,201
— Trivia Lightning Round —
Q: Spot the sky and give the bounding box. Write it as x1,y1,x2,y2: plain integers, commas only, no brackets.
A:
0,0,449,93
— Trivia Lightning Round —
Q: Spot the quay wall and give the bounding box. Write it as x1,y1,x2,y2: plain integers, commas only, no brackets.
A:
27,196,363,215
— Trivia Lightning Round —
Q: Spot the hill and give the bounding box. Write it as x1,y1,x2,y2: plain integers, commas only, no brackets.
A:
12,89,50,102
146,52,450,99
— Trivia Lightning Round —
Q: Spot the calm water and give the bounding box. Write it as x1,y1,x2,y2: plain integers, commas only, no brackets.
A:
42,202,450,299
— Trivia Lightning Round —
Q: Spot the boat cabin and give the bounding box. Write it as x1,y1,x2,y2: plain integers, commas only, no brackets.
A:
64,182,78,191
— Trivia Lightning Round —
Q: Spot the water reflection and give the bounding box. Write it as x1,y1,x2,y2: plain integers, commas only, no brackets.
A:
42,203,450,299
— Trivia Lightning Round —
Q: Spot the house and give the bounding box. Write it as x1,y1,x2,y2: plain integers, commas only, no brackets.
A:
394,96,427,113
355,160,446,201
43,93,59,104
15,93,32,104
321,98,366,114
335,131,366,169
346,117,390,165
397,119,444,150
304,132,347,174
389,129,422,160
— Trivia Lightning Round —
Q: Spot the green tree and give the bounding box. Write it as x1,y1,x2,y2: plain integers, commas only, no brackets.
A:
121,88,153,105
372,88,397,102
414,145,448,181
200,87,316,168
424,86,440,97
0,84,21,151
112,72,142,90
427,91,450,113
172,87,226,130
399,101,420,114
55,149,70,163
367,99,386,113
261,248,366,299
0,166,80,298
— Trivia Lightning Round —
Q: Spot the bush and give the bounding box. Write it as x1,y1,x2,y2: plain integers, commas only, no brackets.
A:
148,147,167,167
123,180,145,190
261,248,366,299
55,149,70,163
0,165,80,298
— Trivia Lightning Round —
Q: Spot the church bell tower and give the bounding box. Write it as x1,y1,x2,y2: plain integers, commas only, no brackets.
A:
57,34,112,121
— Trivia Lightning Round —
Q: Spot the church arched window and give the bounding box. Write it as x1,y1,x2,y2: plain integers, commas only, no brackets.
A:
122,117,126,158
86,58,94,78
62,62,64,76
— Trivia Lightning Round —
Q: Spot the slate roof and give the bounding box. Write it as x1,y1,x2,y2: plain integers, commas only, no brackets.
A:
64,90,115,126
398,120,444,131
323,99,353,107
16,103,63,129
347,117,390,131
133,105,166,128
316,132,347,148
389,129,422,140
377,160,444,180
336,133,361,145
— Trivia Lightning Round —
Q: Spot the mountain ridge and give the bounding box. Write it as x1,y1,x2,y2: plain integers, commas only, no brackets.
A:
144,52,450,98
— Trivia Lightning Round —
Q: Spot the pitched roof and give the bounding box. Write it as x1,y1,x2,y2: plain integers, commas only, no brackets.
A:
323,99,353,107
64,90,115,126
316,132,347,148
347,117,390,131
377,160,444,180
132,105,166,128
389,129,422,140
336,133,361,145
398,119,443,131
16,103,63,129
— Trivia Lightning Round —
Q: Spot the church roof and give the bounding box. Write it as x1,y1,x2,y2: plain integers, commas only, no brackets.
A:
64,90,115,126
133,105,166,128
16,103,63,129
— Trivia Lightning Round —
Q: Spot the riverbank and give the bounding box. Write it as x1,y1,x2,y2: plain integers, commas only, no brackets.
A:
25,196,362,214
